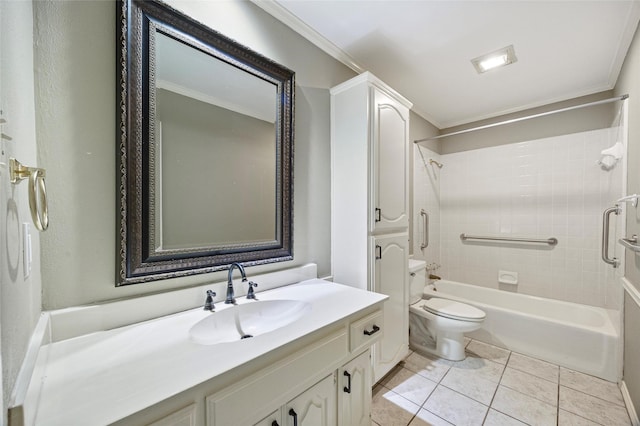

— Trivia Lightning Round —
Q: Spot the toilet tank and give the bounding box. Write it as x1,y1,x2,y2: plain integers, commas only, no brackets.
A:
408,259,427,304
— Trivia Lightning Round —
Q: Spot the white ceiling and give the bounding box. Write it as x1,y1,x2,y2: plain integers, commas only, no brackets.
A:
256,0,640,128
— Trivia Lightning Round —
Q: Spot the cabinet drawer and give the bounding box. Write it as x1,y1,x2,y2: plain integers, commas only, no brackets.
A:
350,309,383,353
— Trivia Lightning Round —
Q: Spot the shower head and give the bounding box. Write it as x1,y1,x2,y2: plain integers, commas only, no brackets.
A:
429,159,443,168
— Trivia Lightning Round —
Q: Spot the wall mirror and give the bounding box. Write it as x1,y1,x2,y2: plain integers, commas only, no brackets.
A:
117,0,295,285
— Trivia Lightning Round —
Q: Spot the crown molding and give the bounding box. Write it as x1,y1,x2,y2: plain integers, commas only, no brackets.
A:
251,0,365,74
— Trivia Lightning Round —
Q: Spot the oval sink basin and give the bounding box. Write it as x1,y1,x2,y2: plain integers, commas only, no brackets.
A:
189,300,312,345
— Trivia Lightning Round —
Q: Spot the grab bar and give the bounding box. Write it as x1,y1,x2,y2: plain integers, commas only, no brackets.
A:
460,233,558,246
420,209,429,249
601,205,621,267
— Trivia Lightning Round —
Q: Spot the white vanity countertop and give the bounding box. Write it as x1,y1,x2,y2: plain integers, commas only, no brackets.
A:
34,279,386,425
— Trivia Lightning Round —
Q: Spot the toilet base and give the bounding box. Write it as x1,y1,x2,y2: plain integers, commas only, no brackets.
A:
410,332,467,361
409,311,468,361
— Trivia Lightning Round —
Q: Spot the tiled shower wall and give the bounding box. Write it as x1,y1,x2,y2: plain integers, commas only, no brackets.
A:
413,145,441,271
415,128,625,309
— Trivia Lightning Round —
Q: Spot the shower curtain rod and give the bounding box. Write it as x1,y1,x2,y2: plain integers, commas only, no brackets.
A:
414,94,629,144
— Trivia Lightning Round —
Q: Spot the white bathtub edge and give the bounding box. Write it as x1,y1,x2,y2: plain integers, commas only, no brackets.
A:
621,380,640,426
424,280,620,381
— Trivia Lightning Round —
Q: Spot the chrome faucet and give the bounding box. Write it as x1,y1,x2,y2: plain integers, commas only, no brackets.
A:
225,262,247,304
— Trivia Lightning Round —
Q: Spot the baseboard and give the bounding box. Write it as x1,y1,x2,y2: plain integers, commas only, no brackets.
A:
8,313,51,426
621,380,640,426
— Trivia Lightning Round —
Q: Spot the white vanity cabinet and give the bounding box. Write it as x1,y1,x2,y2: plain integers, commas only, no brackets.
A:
331,72,412,382
338,350,372,426
371,233,409,382
254,409,281,426
285,373,337,426
148,405,198,426
248,374,338,426
204,308,383,426
371,87,410,234
21,277,387,426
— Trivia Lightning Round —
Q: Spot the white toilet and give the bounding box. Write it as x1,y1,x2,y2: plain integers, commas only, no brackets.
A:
408,259,486,361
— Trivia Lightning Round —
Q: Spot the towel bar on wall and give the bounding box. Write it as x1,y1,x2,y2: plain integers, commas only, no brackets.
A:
460,233,558,246
9,158,49,231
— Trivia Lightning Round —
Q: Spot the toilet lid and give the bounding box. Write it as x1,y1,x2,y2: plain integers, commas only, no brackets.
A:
422,298,485,322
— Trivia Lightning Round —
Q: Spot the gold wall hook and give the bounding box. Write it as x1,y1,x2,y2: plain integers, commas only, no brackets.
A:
9,158,49,231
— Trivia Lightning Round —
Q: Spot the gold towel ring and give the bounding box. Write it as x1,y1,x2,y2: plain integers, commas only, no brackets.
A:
9,158,49,231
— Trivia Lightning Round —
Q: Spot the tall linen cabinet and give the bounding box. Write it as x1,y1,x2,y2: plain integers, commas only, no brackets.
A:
331,72,411,382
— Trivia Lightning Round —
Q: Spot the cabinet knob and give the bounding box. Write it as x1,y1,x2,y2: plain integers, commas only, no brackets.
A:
271,422,279,426
375,207,381,222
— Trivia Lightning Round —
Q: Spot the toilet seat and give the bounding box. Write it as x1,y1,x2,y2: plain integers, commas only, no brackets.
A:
422,298,485,322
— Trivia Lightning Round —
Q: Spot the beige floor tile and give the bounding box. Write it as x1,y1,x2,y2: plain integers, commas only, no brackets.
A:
559,386,631,426
491,385,557,426
558,409,601,426
483,409,527,426
382,366,438,406
560,367,625,407
409,408,454,426
449,355,505,383
372,385,421,426
466,340,510,365
440,367,499,405
424,385,488,426
381,364,408,385
404,351,453,383
500,367,558,406
507,352,559,383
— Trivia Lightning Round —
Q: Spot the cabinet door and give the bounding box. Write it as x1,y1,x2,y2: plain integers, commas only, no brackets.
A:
255,409,282,426
147,404,197,426
339,350,371,426
285,373,337,426
371,87,409,233
371,233,409,382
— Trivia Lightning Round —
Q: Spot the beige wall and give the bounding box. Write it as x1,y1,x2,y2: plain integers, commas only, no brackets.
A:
439,91,617,154
157,89,276,248
33,0,355,309
615,23,640,413
0,0,43,419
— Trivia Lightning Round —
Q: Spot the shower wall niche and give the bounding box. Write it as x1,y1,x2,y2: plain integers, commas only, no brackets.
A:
414,127,625,310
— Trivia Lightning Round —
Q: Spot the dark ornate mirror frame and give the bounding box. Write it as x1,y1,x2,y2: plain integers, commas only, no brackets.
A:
116,0,294,285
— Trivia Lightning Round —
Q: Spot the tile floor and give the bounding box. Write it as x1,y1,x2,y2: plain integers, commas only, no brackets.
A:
372,339,631,426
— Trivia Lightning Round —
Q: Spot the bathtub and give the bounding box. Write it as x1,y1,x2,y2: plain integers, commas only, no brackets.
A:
424,280,621,382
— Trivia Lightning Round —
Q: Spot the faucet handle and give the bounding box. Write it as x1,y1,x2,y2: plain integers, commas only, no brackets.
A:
204,290,216,311
246,281,258,299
